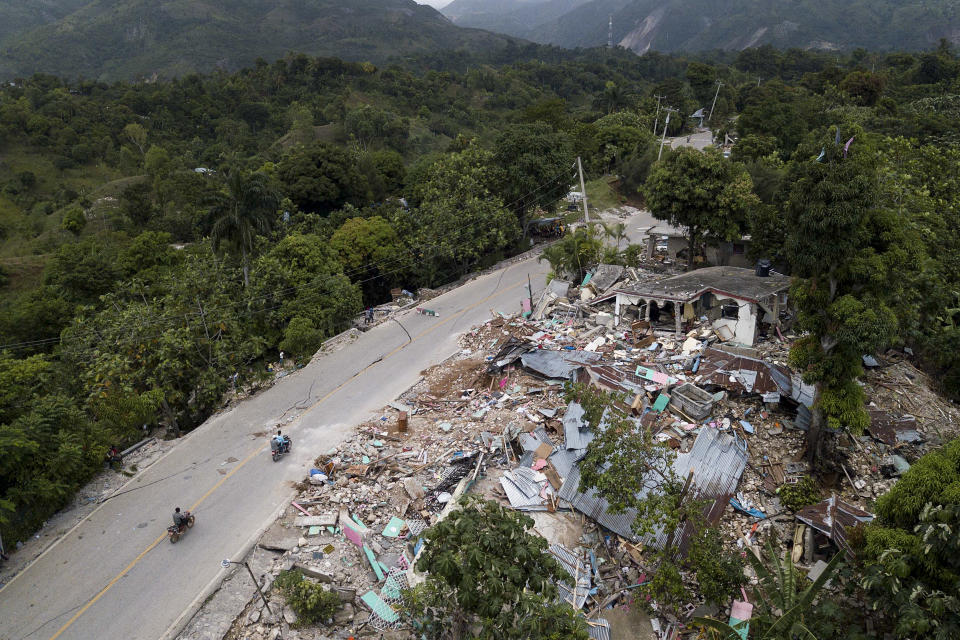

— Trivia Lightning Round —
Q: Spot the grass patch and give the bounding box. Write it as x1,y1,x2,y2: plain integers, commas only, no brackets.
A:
584,175,623,213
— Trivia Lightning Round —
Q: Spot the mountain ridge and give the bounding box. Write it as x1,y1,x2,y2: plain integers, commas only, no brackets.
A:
0,0,517,80
448,0,960,53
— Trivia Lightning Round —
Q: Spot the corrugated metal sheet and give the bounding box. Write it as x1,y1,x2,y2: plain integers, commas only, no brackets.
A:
868,409,923,445
796,494,874,557
549,448,586,478
558,428,748,548
564,401,594,450
558,464,641,540
549,544,592,609
584,364,648,394
533,426,557,448
586,618,611,640
521,350,602,379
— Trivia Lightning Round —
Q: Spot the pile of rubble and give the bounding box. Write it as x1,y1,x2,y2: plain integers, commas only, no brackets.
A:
229,262,960,640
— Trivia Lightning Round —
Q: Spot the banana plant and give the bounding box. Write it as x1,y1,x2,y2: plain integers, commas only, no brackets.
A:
693,540,843,640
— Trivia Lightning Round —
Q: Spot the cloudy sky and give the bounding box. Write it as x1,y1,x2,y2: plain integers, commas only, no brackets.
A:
416,0,450,8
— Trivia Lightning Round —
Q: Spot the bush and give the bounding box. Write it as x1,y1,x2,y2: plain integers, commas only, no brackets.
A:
687,526,746,606
778,476,821,512
61,206,87,235
274,570,340,625
280,316,324,359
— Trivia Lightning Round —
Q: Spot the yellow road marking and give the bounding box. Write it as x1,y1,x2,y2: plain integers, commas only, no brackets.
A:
46,271,535,640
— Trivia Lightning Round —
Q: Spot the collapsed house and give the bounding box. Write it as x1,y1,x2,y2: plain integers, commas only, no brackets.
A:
592,266,791,346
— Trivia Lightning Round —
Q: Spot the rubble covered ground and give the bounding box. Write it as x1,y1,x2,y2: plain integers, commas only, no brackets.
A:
222,264,960,640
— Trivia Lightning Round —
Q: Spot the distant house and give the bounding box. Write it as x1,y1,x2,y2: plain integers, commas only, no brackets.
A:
642,224,754,269
592,266,790,346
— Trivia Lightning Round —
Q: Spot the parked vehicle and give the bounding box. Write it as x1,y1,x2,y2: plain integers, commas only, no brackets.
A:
167,511,195,543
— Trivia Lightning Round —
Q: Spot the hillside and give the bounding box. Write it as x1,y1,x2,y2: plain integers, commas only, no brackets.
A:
498,0,960,52
0,0,517,80
442,0,592,36
0,0,89,45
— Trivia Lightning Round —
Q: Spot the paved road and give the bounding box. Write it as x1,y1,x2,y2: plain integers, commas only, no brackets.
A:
0,255,553,640
668,129,714,151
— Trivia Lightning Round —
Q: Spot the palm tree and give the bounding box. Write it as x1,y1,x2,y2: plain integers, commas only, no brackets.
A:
208,171,279,287
602,222,628,251
694,540,843,640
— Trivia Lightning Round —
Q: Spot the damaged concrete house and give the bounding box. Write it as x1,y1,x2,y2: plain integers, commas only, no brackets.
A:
592,266,791,346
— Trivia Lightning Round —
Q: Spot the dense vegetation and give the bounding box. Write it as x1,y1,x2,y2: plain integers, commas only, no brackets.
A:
1,39,960,639
0,0,517,81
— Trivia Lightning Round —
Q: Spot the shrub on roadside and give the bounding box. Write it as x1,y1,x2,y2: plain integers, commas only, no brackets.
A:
274,569,340,625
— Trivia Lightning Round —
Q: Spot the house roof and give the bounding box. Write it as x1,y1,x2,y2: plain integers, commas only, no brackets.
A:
607,266,790,304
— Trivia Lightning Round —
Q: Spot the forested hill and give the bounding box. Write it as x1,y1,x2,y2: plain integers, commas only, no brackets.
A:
450,0,960,53
0,0,517,81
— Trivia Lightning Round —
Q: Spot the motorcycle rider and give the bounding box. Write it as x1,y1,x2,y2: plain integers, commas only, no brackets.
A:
272,430,289,454
173,507,188,530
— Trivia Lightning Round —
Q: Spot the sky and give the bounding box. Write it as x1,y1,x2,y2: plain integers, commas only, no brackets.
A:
415,0,450,8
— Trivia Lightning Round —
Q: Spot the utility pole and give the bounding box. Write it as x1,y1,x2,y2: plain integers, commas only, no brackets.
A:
577,156,589,223
657,108,677,162
652,94,665,134
708,80,724,122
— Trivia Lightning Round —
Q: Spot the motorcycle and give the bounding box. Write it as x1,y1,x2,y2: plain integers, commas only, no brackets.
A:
271,436,292,462
167,511,195,543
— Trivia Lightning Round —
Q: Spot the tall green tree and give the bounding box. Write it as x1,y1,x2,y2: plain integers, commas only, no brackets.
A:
783,130,899,463
208,171,279,287
645,147,760,270
407,144,519,285
492,124,572,235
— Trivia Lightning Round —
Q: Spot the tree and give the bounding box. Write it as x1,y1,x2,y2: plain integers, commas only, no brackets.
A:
276,142,369,214
540,226,603,283
492,124,572,234
595,81,629,114
329,216,406,303
279,316,324,360
208,171,279,287
695,541,843,640
405,496,589,640
43,237,122,304
60,205,86,235
61,246,266,435
122,123,148,166
251,233,363,343
783,130,898,463
407,144,519,285
120,181,157,227
840,71,885,107
645,147,760,270
856,439,960,639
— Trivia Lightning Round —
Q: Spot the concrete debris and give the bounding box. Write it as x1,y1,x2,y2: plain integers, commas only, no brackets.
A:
221,260,960,640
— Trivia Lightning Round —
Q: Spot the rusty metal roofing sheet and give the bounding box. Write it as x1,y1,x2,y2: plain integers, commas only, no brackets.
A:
698,348,813,407
795,495,874,557
868,410,923,446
